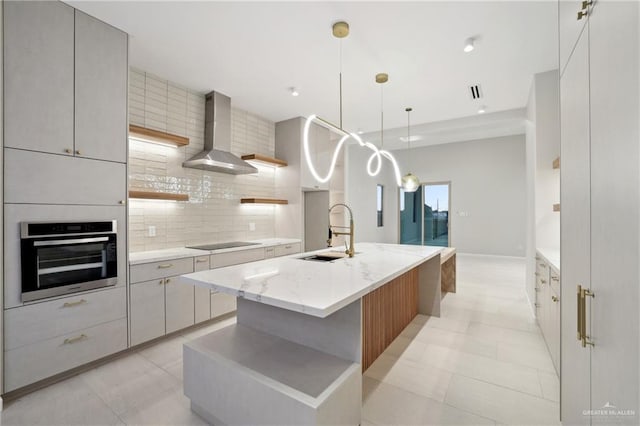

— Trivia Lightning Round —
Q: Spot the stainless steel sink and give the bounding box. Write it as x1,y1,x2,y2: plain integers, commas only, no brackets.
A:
299,253,348,262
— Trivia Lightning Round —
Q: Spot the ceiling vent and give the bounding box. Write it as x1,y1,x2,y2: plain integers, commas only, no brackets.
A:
469,84,483,100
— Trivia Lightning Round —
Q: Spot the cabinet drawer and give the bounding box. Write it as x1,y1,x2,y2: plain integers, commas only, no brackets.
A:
4,148,126,205
211,248,265,268
194,255,210,271
4,286,126,351
264,246,275,258
130,257,194,283
4,318,127,392
274,243,301,257
211,292,237,318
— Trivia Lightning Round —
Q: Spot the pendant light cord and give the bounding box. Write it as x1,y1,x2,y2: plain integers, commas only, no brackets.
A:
407,108,412,172
380,82,384,149
339,39,343,130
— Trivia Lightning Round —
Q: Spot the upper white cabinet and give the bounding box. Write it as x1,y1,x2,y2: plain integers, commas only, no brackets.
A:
559,0,590,75
3,2,128,163
275,117,332,191
3,1,75,155
4,149,126,206
75,11,128,164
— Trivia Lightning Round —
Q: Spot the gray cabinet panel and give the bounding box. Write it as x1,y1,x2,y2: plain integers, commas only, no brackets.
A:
165,277,195,334
588,2,639,419
4,148,126,205
74,11,128,163
3,204,127,308
130,279,165,346
560,29,591,425
3,1,74,155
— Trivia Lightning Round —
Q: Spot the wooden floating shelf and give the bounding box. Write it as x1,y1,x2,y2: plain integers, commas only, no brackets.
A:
241,154,288,167
129,125,189,147
240,198,288,205
552,157,560,169
553,203,560,212
129,190,189,202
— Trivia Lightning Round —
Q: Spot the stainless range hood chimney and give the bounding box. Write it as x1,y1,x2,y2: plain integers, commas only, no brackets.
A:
182,91,257,174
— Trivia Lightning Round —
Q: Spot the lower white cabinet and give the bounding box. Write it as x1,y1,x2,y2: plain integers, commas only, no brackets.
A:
211,292,237,318
4,318,127,392
535,252,560,375
165,276,195,334
130,278,166,346
194,255,211,323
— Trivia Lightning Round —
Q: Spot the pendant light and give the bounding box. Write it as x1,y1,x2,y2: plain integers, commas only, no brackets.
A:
303,22,401,186
401,107,420,192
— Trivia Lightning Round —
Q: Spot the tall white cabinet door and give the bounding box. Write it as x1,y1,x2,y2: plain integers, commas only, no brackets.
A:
74,10,128,164
165,278,195,334
130,279,166,346
3,1,74,155
589,2,639,420
560,26,591,425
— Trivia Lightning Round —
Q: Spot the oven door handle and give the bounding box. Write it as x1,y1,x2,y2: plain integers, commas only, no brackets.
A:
33,237,110,247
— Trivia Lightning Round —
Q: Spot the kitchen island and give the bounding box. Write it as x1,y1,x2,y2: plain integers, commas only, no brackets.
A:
180,242,443,425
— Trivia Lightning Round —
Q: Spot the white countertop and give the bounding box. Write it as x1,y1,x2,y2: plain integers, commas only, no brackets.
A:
181,243,443,318
537,247,560,272
129,238,301,265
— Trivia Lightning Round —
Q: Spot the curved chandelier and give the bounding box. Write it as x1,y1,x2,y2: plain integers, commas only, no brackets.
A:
303,22,403,187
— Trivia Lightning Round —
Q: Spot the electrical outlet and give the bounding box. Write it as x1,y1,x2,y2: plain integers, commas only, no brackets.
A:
249,222,256,231
148,225,156,237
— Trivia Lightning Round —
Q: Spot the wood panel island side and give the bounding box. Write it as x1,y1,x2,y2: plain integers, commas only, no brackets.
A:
180,242,443,425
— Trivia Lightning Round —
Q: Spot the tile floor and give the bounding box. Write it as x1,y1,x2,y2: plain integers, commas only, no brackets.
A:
1,254,560,425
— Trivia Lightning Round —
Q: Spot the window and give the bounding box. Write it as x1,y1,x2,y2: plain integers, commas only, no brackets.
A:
376,184,384,227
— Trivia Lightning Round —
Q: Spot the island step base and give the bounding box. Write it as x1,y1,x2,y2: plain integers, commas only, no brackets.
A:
184,324,361,426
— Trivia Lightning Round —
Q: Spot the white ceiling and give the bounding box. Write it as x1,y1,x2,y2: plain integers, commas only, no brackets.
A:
67,1,558,144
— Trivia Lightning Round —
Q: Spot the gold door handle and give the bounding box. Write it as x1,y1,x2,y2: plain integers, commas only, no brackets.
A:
62,299,87,308
63,334,88,345
157,264,173,269
64,148,72,154
119,200,126,205
552,295,559,302
577,10,588,20
581,0,592,9
158,280,164,285
165,278,171,284
75,150,82,155
577,285,595,347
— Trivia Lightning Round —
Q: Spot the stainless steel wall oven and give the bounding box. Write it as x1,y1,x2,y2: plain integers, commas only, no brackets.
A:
20,221,118,302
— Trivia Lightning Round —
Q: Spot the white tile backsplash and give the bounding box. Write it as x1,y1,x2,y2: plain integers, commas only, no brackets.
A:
129,68,277,252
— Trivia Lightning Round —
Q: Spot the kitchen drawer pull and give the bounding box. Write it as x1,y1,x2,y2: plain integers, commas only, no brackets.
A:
196,259,208,263
158,280,164,285
62,299,87,308
157,264,173,269
165,278,171,284
552,296,559,302
63,334,88,345
75,150,82,155
284,245,292,249
64,148,72,154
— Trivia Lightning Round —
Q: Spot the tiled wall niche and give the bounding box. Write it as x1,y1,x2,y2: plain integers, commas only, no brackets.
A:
128,69,278,252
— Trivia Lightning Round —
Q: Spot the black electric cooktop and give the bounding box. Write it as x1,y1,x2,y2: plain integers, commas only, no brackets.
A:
187,241,260,251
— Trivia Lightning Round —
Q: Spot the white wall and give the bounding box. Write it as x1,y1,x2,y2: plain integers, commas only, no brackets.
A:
347,134,527,256
345,144,399,244
128,69,278,252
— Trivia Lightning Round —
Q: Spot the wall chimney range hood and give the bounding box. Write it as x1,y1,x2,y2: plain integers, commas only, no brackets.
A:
182,91,257,175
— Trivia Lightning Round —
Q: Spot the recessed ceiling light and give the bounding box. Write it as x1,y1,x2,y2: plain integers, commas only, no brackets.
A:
463,37,475,53
290,87,299,97
478,105,487,114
